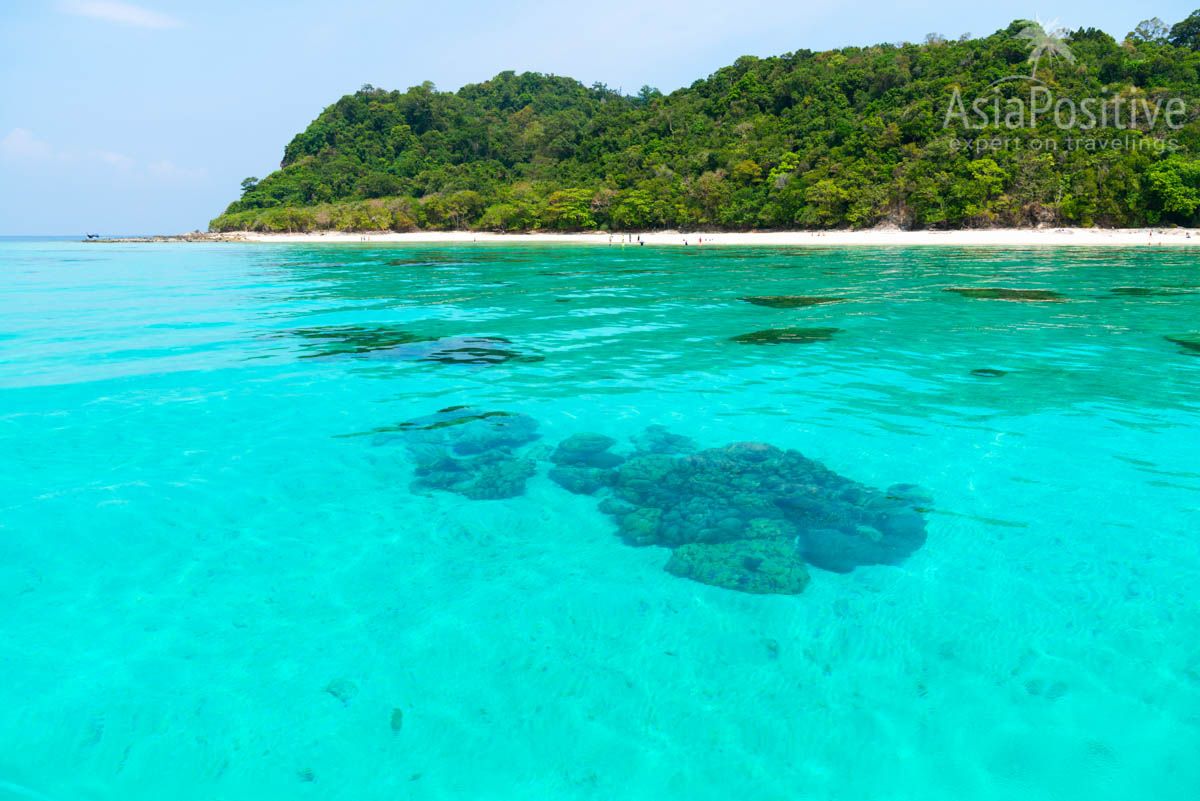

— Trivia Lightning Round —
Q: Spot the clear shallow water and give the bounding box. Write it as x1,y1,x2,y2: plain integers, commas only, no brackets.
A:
1,240,1199,800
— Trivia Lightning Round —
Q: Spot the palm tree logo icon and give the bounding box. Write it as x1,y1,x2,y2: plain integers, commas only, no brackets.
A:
1016,18,1075,79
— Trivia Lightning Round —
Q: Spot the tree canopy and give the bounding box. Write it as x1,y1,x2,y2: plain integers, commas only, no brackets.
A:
211,15,1200,233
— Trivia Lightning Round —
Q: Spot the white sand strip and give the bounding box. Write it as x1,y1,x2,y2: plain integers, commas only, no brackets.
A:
187,228,1200,247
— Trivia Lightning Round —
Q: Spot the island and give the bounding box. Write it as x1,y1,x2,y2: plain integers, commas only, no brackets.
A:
208,16,1200,237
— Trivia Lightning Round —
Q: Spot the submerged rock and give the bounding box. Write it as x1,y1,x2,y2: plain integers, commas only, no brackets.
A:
1165,334,1200,353
389,406,539,455
731,327,840,345
548,465,616,495
741,295,845,308
413,449,536,500
598,438,928,585
665,539,810,595
324,678,358,705
420,336,543,365
291,325,429,358
547,433,625,495
373,413,929,592
289,326,540,364
1111,287,1191,297
550,433,623,468
630,425,696,456
945,288,1064,302
380,406,540,499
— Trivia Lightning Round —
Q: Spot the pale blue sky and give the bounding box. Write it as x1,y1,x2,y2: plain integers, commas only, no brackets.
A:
1,0,1196,234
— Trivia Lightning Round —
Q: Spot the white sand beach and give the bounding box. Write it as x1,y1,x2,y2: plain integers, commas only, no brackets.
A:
193,227,1200,247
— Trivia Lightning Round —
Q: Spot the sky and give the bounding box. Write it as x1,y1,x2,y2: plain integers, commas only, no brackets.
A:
1,0,1198,234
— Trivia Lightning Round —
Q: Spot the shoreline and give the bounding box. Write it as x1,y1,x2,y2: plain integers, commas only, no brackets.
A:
92,227,1200,247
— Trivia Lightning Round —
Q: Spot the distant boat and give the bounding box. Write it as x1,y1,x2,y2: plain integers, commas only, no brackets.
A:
85,233,100,239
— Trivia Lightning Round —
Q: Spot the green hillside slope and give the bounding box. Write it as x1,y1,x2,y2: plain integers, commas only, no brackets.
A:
211,15,1200,232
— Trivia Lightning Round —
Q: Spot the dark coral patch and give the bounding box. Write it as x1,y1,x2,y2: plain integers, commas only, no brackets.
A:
420,336,544,365
631,425,696,456
731,327,840,345
945,288,1064,302
342,408,517,440
548,466,616,495
1111,287,1192,297
594,436,929,591
547,433,626,495
550,433,623,468
665,539,810,595
379,406,540,499
288,326,540,364
291,325,430,358
741,295,845,308
395,406,539,455
412,449,537,500
1165,334,1200,353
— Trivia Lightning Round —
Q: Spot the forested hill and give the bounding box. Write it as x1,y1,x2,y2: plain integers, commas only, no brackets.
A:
211,14,1200,233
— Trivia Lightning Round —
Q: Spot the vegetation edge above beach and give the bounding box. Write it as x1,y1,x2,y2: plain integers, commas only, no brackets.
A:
211,14,1200,235
94,229,1200,246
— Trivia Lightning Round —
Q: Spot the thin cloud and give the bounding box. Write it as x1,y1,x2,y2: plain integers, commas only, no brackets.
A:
0,128,55,161
148,159,207,183
0,129,202,183
97,150,136,169
61,1,182,29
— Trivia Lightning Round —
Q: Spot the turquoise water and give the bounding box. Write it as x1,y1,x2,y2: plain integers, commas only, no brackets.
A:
2,239,1199,800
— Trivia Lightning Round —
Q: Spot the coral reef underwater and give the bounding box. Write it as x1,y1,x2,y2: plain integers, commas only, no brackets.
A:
368,409,930,595
730,327,841,345
741,295,845,308
591,439,929,583
944,287,1064,302
1165,334,1200,354
376,406,541,500
288,325,542,364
